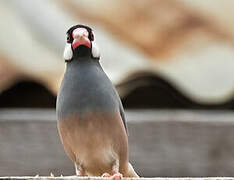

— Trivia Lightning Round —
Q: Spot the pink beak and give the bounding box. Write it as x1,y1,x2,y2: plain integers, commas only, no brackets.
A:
72,28,91,50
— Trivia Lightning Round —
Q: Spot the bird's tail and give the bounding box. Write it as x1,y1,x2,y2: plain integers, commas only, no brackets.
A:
125,162,139,177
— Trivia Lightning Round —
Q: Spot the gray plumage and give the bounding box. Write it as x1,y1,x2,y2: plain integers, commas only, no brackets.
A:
56,57,128,134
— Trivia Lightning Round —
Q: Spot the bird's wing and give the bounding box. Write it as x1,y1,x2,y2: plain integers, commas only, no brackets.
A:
118,99,129,135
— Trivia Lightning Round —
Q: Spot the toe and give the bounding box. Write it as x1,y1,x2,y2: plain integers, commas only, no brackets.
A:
102,172,111,177
110,172,123,180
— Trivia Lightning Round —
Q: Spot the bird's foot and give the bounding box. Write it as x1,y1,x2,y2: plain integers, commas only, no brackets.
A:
102,173,111,177
102,172,122,180
110,172,123,180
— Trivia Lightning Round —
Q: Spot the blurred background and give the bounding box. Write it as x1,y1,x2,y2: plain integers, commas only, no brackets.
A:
1,0,234,177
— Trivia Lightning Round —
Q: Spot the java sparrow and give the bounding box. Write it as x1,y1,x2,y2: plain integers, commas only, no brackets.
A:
56,25,138,178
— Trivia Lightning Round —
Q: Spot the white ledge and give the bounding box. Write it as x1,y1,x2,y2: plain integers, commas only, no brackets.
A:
1,177,234,180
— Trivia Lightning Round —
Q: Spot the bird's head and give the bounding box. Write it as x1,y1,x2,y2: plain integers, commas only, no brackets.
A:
63,24,100,62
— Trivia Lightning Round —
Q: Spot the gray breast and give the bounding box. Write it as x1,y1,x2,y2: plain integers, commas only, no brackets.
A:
56,60,120,120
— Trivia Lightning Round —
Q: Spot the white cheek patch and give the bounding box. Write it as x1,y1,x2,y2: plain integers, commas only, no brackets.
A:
63,43,73,61
91,40,100,59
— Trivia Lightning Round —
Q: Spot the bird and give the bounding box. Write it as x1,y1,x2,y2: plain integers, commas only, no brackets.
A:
56,24,139,179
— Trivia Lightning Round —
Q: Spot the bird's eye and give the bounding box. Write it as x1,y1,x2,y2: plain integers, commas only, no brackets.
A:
67,35,71,43
90,32,94,41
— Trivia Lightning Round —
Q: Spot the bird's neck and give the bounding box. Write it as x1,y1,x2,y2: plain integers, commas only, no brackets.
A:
73,45,91,59
66,56,101,71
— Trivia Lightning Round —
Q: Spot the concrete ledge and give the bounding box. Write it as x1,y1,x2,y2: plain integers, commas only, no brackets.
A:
1,109,234,176
1,177,234,180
